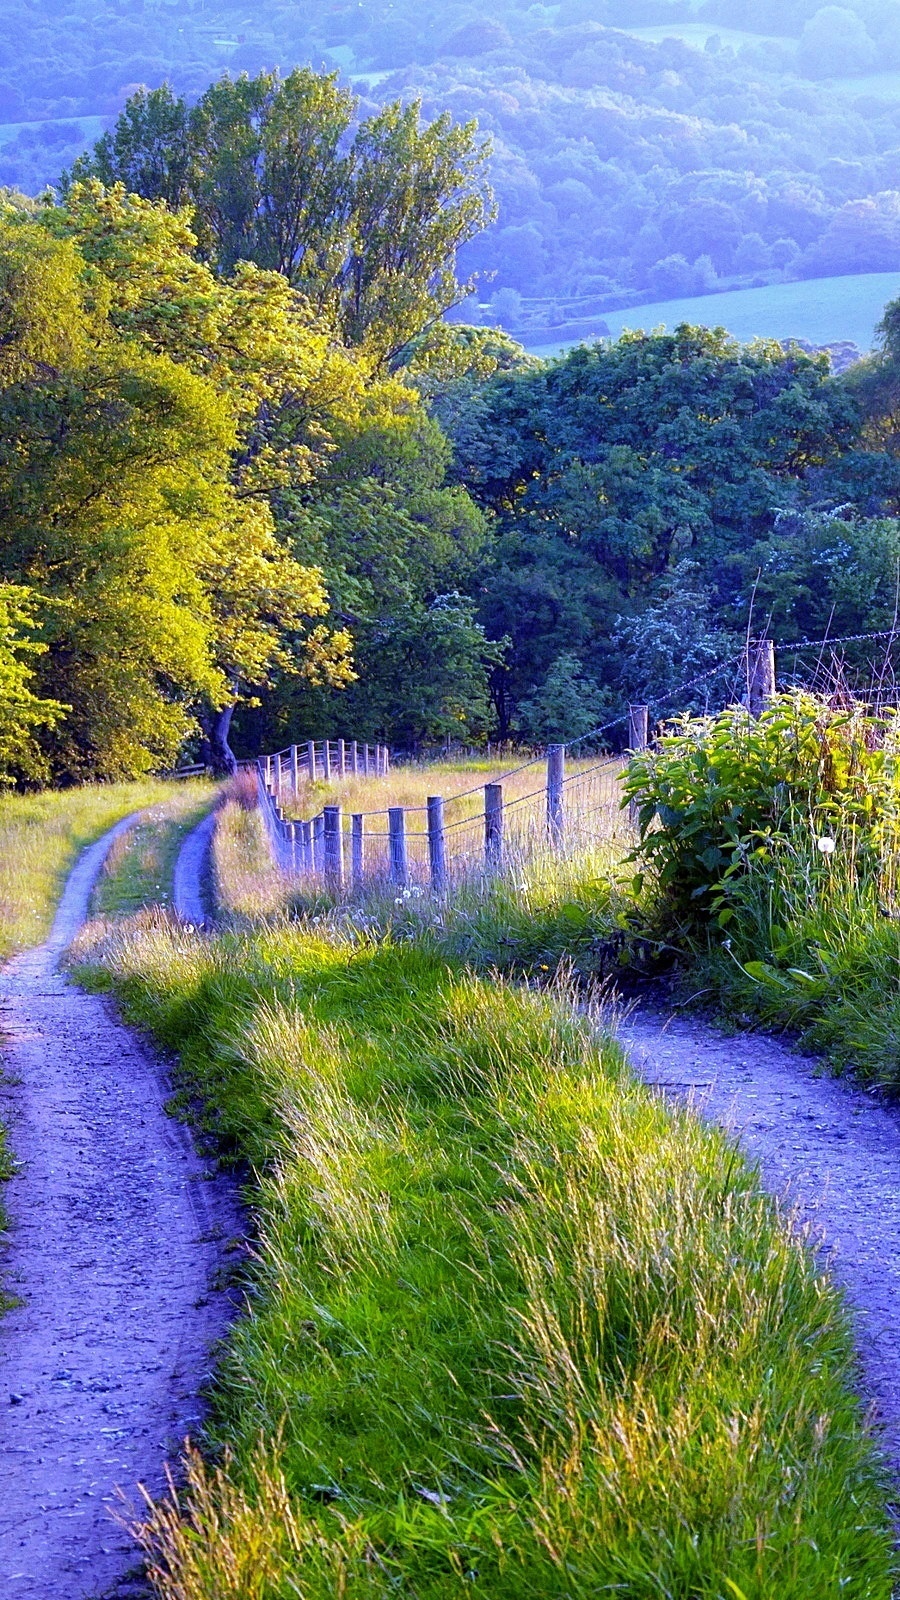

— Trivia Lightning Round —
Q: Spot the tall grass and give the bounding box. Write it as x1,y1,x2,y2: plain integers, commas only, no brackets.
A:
692,821,900,1084
0,779,184,961
75,916,897,1598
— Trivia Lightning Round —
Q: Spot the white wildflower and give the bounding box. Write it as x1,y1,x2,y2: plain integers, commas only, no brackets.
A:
816,836,836,855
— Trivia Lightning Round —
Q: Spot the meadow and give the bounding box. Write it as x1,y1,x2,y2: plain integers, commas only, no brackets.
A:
528,272,900,360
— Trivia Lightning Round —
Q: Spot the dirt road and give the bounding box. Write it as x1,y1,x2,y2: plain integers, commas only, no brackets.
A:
0,815,236,1598
622,1008,900,1476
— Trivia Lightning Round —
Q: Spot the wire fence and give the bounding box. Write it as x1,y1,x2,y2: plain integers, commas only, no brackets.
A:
250,629,900,896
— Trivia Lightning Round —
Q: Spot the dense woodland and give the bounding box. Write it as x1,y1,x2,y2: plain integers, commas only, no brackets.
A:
5,67,900,780
4,2,900,340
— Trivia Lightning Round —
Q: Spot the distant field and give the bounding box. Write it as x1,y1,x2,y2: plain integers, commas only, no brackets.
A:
527,272,900,359
623,23,786,49
830,71,900,101
0,114,104,148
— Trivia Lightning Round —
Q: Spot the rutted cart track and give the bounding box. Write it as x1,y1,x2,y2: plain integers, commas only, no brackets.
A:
0,812,235,1598
622,1009,900,1479
5,808,900,1591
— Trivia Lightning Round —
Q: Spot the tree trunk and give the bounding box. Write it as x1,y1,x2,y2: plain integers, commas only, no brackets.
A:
208,700,238,776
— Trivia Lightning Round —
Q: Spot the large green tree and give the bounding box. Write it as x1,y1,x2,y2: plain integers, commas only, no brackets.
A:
68,71,496,366
444,326,860,734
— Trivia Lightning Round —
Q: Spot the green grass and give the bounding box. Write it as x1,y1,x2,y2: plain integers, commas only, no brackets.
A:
92,781,218,919
0,778,191,963
528,272,900,359
685,826,900,1087
73,914,897,1599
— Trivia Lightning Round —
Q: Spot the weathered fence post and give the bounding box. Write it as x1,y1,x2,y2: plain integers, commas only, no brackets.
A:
364,744,371,777
313,812,325,872
388,807,408,886
628,704,649,753
307,740,317,782
351,739,359,774
427,795,447,892
338,738,346,779
547,744,565,845
275,751,283,800
351,813,364,888
748,638,776,717
289,821,298,874
291,744,300,799
485,783,504,868
323,805,344,892
323,740,332,782
383,745,391,775
264,753,273,791
302,820,313,872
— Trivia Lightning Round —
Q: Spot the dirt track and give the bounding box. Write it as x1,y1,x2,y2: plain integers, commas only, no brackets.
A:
0,814,236,1598
622,1008,900,1476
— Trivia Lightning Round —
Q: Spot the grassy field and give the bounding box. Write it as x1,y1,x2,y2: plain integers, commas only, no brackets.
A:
73,915,897,1598
92,782,218,920
528,272,900,359
276,754,628,884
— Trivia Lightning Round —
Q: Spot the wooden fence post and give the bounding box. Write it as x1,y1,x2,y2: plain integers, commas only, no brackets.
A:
338,738,346,779
323,805,344,892
547,745,565,845
265,753,273,791
313,813,325,872
383,745,391,775
389,807,408,886
427,795,447,892
289,821,298,874
351,813,364,888
307,740,316,782
485,783,504,867
364,744,371,777
323,740,332,782
351,739,359,775
748,638,776,717
291,744,300,799
275,751,283,800
628,704,649,753
302,820,313,872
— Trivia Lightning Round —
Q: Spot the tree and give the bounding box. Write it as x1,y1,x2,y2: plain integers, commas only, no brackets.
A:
0,215,341,778
517,653,610,745
0,585,65,785
70,70,496,366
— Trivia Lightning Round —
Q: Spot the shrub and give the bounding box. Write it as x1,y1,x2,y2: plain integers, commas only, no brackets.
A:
624,692,900,929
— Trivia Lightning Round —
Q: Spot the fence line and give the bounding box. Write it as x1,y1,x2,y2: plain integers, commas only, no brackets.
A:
253,633,900,896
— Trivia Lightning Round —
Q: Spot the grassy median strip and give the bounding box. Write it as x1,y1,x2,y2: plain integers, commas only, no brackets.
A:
75,916,897,1599
91,781,218,920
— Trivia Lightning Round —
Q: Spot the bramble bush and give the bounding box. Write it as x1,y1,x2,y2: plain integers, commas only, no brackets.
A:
623,692,900,931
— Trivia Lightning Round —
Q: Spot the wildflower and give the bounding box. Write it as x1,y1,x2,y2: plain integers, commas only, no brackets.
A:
816,836,836,855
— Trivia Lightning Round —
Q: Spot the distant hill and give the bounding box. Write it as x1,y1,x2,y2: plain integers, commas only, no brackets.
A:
5,0,900,336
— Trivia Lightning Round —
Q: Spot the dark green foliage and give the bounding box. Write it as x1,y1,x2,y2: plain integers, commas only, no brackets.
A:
453,326,858,734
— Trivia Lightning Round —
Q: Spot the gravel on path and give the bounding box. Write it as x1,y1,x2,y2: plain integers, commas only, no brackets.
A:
0,815,239,1599
621,1008,900,1474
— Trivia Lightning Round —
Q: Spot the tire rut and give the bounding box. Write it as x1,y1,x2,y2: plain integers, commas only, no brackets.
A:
621,1007,900,1476
0,814,238,1598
